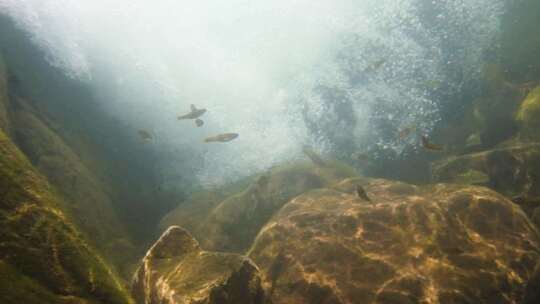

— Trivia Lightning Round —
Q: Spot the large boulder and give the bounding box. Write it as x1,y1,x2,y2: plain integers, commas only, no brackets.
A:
0,130,132,304
0,53,135,275
9,96,135,272
160,161,357,253
131,226,265,304
248,177,540,304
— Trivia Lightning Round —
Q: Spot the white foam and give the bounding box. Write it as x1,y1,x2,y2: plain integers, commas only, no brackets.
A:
1,0,504,186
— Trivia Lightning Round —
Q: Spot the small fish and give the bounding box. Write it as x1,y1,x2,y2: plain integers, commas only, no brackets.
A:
204,133,239,143
302,146,325,167
454,170,489,185
257,175,269,189
195,119,204,127
423,79,442,89
465,132,482,147
178,104,207,120
138,130,152,141
501,80,538,98
357,152,369,161
365,59,386,73
421,135,443,151
356,184,372,202
398,126,416,140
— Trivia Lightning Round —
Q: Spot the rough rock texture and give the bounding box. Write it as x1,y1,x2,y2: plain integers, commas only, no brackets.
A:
132,226,265,304
248,177,540,304
516,86,540,141
0,52,10,133
432,143,540,221
0,54,135,275
433,143,540,197
0,129,133,304
9,96,134,269
430,64,524,156
160,161,356,253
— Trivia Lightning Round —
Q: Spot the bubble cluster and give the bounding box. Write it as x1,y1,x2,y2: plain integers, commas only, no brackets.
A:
1,0,505,186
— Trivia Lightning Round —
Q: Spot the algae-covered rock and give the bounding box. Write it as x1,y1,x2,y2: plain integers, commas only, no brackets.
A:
516,86,540,141
248,177,540,304
9,96,134,272
0,130,132,304
160,161,357,253
433,143,540,199
0,51,10,132
470,92,520,148
131,226,265,304
430,85,520,154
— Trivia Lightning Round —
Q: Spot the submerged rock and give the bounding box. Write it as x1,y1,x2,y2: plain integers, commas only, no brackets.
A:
0,55,136,275
0,52,10,133
0,130,132,304
432,143,540,219
160,161,357,253
516,86,540,141
248,177,540,304
9,96,135,272
131,226,265,304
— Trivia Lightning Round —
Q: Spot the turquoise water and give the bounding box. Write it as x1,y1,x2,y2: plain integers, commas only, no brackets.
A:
1,1,540,303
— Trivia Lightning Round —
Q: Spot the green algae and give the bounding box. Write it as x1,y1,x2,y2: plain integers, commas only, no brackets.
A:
0,130,133,304
516,87,540,121
515,86,540,142
453,169,490,186
0,52,9,133
7,96,136,276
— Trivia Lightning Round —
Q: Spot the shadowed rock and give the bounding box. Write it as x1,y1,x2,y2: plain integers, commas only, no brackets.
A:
248,177,540,304
432,143,540,223
160,161,357,253
0,129,132,304
132,226,266,304
516,86,540,142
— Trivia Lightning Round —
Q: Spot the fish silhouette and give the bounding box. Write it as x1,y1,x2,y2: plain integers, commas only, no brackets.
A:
356,184,372,202
178,104,207,120
204,133,239,143
421,135,443,151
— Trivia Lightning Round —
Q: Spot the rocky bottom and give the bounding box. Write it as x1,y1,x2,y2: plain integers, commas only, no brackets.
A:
133,177,540,304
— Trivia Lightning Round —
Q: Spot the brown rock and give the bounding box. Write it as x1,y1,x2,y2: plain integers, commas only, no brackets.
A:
248,178,540,304
432,143,540,219
132,226,266,304
160,161,356,253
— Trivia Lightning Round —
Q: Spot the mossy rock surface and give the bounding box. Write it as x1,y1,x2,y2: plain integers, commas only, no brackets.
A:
248,177,540,304
160,161,358,253
8,96,135,274
0,52,10,133
432,143,540,220
516,86,540,141
0,130,133,304
132,226,265,304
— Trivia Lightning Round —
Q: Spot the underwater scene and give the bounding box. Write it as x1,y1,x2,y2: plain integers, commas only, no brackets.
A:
1,0,540,303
